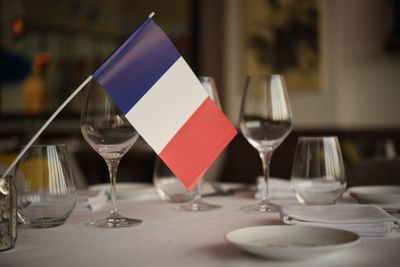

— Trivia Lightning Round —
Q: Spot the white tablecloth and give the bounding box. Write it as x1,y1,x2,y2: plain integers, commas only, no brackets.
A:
1,189,400,267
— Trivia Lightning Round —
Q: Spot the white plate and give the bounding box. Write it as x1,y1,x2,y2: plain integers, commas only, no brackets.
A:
225,225,360,261
89,182,156,199
348,186,400,208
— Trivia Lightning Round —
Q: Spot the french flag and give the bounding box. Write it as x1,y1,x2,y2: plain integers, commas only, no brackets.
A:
92,15,237,191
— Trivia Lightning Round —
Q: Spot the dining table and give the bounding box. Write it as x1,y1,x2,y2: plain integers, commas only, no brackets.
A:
1,180,400,267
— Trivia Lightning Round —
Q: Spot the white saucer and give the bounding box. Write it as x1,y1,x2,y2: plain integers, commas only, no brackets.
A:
225,225,360,261
348,186,400,208
89,182,156,200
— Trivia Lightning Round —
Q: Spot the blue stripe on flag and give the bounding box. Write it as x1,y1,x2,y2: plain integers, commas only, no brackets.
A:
92,18,180,114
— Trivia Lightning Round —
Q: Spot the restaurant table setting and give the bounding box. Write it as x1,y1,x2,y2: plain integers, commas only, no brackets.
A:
1,12,400,267
1,178,400,267
2,71,400,266
1,72,400,266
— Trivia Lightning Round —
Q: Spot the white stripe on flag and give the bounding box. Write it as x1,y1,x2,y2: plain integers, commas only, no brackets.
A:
125,57,208,153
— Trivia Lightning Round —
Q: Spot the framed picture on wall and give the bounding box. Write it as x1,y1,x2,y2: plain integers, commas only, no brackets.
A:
244,0,321,92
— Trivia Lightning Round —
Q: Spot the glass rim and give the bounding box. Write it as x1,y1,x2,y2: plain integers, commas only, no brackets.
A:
298,136,339,141
246,74,283,79
198,75,214,80
22,144,67,148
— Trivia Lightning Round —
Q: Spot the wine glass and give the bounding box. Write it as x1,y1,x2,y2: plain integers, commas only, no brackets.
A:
81,80,142,227
239,74,293,212
291,136,346,205
177,76,222,212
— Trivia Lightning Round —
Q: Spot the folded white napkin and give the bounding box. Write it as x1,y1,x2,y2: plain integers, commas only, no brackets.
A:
255,177,294,199
280,204,400,237
76,190,108,212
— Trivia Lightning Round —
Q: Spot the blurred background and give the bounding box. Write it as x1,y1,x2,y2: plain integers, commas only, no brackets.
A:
1,0,400,187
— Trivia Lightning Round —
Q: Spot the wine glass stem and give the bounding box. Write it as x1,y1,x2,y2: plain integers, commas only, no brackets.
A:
106,158,121,214
193,180,203,202
259,151,273,201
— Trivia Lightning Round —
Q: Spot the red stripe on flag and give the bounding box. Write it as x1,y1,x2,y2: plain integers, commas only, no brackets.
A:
159,97,237,191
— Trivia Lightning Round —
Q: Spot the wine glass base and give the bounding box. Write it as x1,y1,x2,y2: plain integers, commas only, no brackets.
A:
86,212,142,228
176,199,221,212
241,200,279,213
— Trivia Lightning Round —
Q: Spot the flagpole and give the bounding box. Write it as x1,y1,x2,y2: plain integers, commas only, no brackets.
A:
0,75,93,195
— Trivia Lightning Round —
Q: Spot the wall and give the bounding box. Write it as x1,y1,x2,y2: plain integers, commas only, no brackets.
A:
333,0,400,128
221,0,400,129
2,0,400,129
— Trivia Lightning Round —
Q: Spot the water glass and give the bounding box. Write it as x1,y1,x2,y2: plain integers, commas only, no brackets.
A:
0,175,16,251
153,157,195,203
15,145,77,228
291,136,346,205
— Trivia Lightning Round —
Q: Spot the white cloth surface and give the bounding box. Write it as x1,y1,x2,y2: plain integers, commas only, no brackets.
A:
280,204,400,237
1,184,400,267
75,190,108,212
88,182,161,204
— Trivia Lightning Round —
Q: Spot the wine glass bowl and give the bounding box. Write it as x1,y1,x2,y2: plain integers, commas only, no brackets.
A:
81,116,138,160
240,75,292,152
241,117,292,153
81,80,142,227
239,74,293,212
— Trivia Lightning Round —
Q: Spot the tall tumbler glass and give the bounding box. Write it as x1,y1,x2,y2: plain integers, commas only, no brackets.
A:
291,136,346,205
16,145,77,228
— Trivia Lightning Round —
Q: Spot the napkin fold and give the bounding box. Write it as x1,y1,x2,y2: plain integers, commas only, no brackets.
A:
76,189,108,212
255,177,294,199
280,204,400,237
